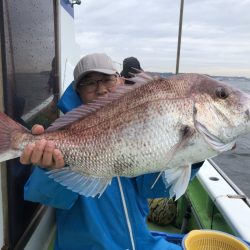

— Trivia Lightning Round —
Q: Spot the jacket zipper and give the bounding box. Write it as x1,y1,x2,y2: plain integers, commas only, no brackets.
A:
117,177,136,250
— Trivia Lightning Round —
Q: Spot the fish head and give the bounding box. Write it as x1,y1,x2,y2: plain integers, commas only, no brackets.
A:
190,74,250,152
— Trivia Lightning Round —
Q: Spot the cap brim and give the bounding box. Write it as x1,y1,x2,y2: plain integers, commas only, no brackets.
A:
74,68,118,88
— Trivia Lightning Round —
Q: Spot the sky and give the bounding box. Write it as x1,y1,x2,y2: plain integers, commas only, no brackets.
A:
74,0,250,77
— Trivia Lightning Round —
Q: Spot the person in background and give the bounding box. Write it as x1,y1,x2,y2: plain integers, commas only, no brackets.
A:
121,56,143,84
21,53,202,250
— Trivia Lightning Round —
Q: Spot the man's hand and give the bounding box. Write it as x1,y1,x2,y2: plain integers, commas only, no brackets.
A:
20,124,65,169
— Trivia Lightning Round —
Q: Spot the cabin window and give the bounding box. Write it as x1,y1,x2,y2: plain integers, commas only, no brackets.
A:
0,0,58,248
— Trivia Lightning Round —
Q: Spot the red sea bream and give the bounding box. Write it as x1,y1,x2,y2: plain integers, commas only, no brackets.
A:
1,73,250,199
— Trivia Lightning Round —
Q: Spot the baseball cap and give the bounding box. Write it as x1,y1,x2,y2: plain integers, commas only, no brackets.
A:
73,53,118,88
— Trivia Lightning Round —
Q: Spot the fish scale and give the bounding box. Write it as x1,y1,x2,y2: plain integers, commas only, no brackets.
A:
1,73,250,199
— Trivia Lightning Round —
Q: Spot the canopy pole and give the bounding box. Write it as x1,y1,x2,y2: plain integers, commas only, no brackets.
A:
176,0,184,74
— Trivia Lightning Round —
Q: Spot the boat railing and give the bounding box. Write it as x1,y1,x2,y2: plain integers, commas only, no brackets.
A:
208,159,250,207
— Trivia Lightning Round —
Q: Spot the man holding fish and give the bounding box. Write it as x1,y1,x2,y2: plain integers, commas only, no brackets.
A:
18,53,201,250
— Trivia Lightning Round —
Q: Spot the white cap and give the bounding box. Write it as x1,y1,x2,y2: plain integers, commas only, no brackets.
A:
73,53,118,88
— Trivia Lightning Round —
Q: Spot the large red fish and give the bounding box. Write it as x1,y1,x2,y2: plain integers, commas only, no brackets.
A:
0,73,250,199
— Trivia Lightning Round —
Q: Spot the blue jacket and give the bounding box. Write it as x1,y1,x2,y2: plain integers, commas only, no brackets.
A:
24,83,202,250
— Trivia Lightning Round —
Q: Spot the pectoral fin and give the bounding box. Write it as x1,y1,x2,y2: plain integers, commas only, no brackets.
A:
46,168,111,198
161,164,191,200
151,125,195,189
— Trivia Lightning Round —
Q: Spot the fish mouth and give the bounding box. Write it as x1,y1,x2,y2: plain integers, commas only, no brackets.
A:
192,101,236,153
195,121,236,153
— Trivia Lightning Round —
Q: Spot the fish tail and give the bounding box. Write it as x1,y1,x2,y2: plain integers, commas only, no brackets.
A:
0,111,28,162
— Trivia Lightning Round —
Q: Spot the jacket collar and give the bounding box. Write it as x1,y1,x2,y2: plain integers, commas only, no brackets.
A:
57,81,83,114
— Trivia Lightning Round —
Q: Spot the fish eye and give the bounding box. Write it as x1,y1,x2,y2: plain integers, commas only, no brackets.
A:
216,87,229,99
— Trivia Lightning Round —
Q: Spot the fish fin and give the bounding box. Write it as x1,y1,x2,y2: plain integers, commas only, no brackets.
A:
195,121,236,152
172,125,195,156
47,72,160,132
128,71,160,85
46,168,111,198
46,83,143,132
150,125,195,188
0,150,22,162
164,125,196,167
0,112,28,162
162,164,192,200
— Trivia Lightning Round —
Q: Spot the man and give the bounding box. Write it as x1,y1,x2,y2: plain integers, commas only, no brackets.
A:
22,53,201,250
121,56,143,84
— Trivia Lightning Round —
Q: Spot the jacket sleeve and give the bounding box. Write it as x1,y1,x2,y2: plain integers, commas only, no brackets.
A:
24,83,81,209
135,162,204,198
24,167,79,209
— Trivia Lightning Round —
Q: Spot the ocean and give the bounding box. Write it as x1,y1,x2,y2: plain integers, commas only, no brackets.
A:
212,76,250,198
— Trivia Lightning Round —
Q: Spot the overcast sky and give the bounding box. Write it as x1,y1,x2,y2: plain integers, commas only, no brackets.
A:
74,0,250,77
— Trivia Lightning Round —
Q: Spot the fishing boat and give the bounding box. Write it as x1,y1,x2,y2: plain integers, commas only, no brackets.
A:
0,0,249,249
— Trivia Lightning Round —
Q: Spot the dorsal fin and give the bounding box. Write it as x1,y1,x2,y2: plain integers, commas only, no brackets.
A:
128,71,160,85
46,72,155,132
